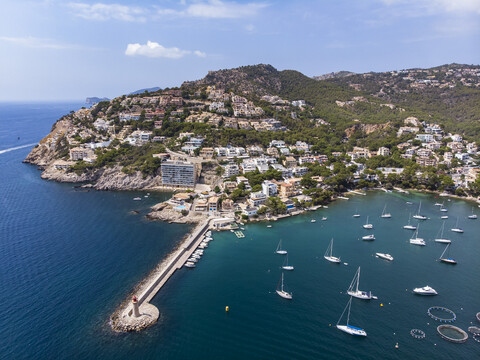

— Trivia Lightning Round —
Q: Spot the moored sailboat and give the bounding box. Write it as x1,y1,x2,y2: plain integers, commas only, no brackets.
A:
439,243,457,264
434,221,451,243
403,213,417,230
347,267,376,300
336,296,367,337
275,240,287,254
324,238,341,263
363,216,373,229
282,254,294,270
410,224,426,246
276,272,292,299
413,201,427,220
380,204,391,218
451,217,464,233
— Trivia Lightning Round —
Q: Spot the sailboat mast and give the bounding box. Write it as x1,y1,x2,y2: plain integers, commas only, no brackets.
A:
281,273,284,291
346,297,351,325
356,267,360,292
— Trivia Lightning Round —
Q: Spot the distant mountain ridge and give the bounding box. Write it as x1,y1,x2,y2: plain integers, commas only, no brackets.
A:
129,87,161,95
85,97,109,104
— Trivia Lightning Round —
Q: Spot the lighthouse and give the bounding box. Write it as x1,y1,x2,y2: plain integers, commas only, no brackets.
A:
132,296,140,317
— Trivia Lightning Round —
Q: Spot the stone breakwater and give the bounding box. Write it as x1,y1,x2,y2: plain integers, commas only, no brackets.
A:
110,219,212,332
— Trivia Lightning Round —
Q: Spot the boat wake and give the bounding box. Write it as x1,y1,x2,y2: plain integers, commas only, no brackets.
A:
0,143,37,155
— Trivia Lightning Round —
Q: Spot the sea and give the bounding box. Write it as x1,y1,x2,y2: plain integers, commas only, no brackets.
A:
1,102,479,359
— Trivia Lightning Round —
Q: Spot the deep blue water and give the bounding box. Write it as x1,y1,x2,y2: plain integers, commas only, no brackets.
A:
1,103,479,359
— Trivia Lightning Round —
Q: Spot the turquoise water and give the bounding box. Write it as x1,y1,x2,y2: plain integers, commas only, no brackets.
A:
1,103,479,359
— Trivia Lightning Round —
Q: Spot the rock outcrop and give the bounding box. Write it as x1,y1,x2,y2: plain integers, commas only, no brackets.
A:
344,123,392,138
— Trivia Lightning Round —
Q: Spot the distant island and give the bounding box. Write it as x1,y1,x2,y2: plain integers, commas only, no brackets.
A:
25,63,480,226
129,87,161,95
85,97,110,104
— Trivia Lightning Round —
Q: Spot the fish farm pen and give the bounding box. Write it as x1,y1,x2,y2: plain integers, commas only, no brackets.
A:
437,325,468,343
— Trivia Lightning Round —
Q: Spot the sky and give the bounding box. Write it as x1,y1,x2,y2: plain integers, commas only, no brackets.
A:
0,0,479,101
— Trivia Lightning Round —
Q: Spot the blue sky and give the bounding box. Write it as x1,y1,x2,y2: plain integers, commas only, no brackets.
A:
1,0,479,101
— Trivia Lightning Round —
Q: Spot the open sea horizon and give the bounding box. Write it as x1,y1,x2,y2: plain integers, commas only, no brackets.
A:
1,102,479,359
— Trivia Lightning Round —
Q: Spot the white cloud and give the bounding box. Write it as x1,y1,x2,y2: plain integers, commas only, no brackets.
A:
0,36,80,49
379,0,480,14
245,24,255,32
185,0,268,18
125,41,206,59
67,2,147,22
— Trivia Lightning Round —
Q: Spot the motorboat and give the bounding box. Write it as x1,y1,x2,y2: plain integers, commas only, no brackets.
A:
311,219,316,223
324,239,341,263
375,253,393,261
187,257,198,263
441,215,448,219
133,197,142,201
184,262,196,268
321,217,327,221
362,234,375,241
413,286,437,295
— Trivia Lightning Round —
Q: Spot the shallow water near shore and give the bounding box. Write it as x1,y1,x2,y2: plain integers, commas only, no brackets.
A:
1,103,480,359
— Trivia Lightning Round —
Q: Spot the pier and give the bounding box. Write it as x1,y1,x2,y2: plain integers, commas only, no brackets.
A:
111,218,213,332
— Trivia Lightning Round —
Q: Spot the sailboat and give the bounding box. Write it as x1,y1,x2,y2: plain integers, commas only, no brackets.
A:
468,207,477,219
403,213,417,230
353,209,360,218
347,267,376,300
276,273,292,299
282,254,294,270
439,243,457,264
363,216,373,229
336,296,367,337
434,221,451,243
380,204,391,218
324,239,341,263
451,217,464,233
275,240,287,254
440,202,448,212
362,234,375,240
410,224,426,245
413,201,427,220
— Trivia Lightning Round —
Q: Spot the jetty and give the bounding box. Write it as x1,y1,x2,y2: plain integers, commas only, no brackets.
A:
111,218,213,332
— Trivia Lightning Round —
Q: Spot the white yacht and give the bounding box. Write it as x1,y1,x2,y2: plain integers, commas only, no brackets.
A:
439,243,457,264
413,286,437,295
311,219,316,223
434,222,451,243
282,254,294,270
380,204,392,218
347,267,376,300
276,273,292,299
441,215,449,219
363,216,373,229
376,253,394,261
336,296,367,337
410,225,426,246
187,257,198,263
275,240,287,255
353,209,360,218
133,197,142,201
324,239,341,263
451,217,464,233
468,207,477,219
403,213,417,230
413,202,427,220
184,261,196,268
362,234,375,241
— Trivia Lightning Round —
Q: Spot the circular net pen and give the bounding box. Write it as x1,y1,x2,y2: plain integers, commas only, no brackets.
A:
437,325,468,343
410,329,426,339
468,326,480,335
427,307,456,323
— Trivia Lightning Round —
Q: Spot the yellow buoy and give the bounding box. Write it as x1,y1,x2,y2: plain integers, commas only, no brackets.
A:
225,306,229,312
380,303,383,307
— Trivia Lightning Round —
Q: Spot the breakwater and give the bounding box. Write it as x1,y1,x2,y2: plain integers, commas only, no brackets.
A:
111,218,212,332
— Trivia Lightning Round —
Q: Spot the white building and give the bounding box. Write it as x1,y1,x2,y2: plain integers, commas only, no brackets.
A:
224,164,239,178
262,180,278,197
161,161,196,187
415,134,435,143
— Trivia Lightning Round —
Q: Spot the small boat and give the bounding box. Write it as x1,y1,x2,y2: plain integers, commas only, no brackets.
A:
406,201,413,205
184,261,196,268
439,243,457,264
413,202,427,220
451,217,464,233
353,208,360,217
336,296,367,337
324,238,341,263
413,286,437,295
267,225,272,228
323,206,329,208
206,231,212,236
434,202,443,206
276,273,292,299
380,204,392,218
441,215,449,219
403,213,417,230
191,254,201,259
133,197,142,201
187,257,198,263
363,216,373,229
240,227,246,230
468,207,477,219
376,253,393,261
321,217,327,221
410,225,426,246
275,240,287,255
362,234,375,241
440,207,448,212
282,254,294,270
311,219,316,223
347,267,376,300
434,222,451,243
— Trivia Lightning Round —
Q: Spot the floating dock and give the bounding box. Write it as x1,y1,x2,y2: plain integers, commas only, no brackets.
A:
234,231,245,238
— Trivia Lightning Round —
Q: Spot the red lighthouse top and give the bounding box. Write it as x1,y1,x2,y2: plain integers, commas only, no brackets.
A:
132,296,138,302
